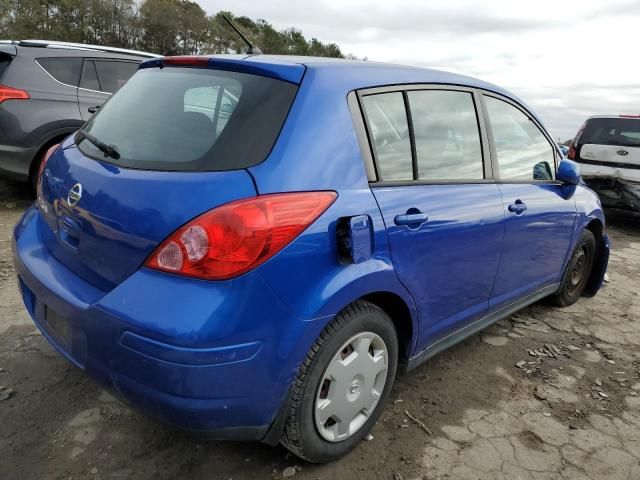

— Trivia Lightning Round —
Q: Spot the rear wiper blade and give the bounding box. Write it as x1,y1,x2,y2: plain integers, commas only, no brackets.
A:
75,130,120,160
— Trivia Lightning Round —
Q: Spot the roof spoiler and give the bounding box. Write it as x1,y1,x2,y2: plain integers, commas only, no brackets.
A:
139,56,306,84
0,42,17,58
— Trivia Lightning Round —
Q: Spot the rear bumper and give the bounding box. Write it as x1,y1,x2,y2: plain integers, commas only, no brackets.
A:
12,206,322,438
582,175,640,213
577,162,640,183
0,143,35,181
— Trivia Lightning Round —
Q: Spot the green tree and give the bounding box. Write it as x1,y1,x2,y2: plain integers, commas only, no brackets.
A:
1,0,345,58
139,0,180,54
176,0,207,54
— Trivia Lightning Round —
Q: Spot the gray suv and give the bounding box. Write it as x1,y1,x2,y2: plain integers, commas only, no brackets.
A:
0,40,157,186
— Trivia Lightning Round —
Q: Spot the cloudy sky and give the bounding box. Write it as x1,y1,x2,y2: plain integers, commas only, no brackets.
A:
202,0,640,140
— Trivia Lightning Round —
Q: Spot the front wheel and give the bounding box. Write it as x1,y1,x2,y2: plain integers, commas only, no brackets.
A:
281,300,398,463
552,229,596,307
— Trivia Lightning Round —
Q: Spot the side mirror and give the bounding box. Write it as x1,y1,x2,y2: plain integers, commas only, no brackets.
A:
557,159,581,185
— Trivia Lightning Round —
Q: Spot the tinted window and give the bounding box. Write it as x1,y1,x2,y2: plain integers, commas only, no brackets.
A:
0,59,9,80
78,68,298,171
408,90,483,180
362,92,413,181
184,86,240,136
94,60,138,93
37,58,82,86
485,96,555,181
80,60,101,91
580,118,640,148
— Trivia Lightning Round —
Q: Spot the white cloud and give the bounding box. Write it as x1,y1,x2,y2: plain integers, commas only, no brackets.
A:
202,0,640,140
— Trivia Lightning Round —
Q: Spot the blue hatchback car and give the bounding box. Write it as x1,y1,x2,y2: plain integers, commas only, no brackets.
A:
13,54,609,462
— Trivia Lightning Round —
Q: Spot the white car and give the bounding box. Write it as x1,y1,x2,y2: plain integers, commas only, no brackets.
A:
569,115,640,212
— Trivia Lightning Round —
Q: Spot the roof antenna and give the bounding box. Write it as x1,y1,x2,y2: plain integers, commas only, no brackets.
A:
0,24,17,55
222,15,262,55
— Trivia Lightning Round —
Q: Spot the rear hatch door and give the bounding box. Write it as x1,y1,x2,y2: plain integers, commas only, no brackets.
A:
40,146,257,290
37,59,300,290
580,143,640,168
578,117,640,168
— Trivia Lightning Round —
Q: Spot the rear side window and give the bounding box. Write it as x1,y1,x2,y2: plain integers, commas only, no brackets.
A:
580,118,640,148
408,90,483,180
37,58,82,86
78,67,298,171
361,92,413,181
80,60,101,91
94,60,138,94
484,96,555,181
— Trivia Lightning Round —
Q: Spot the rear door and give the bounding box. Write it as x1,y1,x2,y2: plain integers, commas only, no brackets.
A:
77,59,139,120
482,94,576,309
360,86,505,348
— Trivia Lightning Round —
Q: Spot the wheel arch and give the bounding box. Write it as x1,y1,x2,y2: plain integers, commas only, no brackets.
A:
583,217,610,297
28,129,77,184
360,291,415,367
262,287,420,447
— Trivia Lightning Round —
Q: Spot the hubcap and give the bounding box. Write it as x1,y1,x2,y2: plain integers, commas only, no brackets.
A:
569,246,587,289
314,332,388,442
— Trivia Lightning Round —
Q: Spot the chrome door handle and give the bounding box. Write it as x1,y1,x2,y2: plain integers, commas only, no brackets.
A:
394,212,429,227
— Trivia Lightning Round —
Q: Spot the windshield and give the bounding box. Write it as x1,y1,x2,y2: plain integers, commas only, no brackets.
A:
580,118,640,148
77,67,298,171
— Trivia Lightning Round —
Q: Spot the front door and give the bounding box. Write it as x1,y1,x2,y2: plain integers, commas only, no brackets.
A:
360,87,505,349
482,94,577,309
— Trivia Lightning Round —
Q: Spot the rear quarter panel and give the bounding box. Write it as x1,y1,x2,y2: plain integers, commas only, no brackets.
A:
249,66,420,356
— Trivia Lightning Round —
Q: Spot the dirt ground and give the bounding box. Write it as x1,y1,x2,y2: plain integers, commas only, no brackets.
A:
1,178,640,480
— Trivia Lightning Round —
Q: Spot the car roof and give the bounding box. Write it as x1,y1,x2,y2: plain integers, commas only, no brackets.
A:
1,39,159,59
221,54,509,90
169,54,540,125
587,115,640,120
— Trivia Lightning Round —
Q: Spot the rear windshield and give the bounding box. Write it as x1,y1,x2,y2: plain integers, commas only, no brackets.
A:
77,67,298,171
580,118,640,148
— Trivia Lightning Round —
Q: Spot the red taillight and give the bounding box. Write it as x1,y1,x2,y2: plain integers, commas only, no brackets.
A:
620,114,640,118
0,84,30,103
39,143,60,178
145,191,337,280
568,120,587,160
162,56,211,67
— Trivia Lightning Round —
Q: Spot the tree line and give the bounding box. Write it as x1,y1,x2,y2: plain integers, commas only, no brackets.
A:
0,0,344,57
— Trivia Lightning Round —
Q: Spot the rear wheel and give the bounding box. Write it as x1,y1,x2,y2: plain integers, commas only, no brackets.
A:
29,141,55,192
28,152,43,192
281,300,398,463
552,229,596,307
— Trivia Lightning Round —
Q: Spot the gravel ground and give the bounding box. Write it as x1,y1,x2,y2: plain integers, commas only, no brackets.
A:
1,177,639,480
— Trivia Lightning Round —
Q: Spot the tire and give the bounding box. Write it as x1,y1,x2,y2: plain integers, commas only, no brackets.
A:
552,229,596,307
28,154,41,193
281,300,398,463
29,139,64,193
